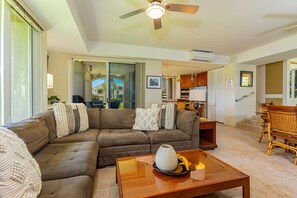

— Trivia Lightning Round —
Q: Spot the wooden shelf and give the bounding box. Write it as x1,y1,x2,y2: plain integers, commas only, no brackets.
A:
200,139,218,150
199,120,217,150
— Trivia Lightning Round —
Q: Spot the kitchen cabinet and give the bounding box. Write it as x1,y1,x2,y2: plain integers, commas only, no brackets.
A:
180,74,195,88
196,71,207,87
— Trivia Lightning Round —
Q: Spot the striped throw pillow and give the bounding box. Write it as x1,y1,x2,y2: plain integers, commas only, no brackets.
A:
53,103,75,138
70,103,89,132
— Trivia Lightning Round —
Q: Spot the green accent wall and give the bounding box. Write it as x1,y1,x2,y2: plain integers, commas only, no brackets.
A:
265,61,283,94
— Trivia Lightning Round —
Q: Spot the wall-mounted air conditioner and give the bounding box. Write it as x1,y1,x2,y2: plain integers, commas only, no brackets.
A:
189,50,215,62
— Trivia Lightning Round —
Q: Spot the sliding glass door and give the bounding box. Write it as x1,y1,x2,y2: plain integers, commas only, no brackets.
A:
73,61,136,109
108,63,135,109
10,9,33,122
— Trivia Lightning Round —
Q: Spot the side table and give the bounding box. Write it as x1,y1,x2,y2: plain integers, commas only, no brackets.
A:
199,119,217,150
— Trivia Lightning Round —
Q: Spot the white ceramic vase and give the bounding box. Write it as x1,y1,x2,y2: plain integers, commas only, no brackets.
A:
155,144,178,172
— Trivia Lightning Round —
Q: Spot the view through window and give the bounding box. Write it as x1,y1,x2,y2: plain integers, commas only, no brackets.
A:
10,8,33,122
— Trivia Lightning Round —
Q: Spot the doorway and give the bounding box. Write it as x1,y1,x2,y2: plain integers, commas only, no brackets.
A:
73,60,136,109
108,62,135,109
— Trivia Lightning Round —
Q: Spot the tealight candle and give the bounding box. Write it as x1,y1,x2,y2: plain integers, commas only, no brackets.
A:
190,162,205,180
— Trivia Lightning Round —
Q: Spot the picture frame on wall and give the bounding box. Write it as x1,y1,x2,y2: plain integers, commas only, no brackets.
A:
225,77,234,89
240,71,253,87
146,75,161,89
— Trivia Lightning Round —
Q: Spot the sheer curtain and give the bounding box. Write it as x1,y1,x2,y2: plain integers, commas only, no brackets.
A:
10,9,33,122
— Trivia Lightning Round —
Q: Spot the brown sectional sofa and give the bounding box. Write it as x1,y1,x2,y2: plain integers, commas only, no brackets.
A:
4,108,199,198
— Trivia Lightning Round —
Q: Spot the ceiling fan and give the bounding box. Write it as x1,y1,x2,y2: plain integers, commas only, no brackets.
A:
258,14,297,35
119,0,199,30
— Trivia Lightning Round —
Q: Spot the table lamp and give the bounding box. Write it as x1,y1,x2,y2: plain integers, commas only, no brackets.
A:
47,73,53,89
189,89,206,115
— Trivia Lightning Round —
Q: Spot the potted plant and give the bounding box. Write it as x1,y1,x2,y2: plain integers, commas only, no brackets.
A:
48,95,60,104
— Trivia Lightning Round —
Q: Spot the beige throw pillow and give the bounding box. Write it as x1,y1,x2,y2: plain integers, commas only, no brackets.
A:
53,103,75,138
0,127,42,198
133,108,160,131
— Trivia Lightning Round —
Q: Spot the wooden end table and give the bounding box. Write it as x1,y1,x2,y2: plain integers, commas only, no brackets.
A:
200,119,217,150
116,149,250,198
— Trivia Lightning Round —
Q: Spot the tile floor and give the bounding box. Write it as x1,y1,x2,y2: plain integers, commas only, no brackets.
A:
92,124,297,198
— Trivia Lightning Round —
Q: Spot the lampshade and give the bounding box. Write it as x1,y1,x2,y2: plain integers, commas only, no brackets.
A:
47,73,53,89
146,2,165,19
189,89,206,102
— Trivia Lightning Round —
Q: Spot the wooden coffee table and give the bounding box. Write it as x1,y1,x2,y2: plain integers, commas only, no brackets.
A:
116,149,249,198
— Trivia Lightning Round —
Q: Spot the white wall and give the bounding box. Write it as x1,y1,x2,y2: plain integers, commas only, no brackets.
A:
144,60,162,108
237,34,297,65
221,56,257,126
47,52,70,103
223,57,237,126
73,61,84,97
176,76,181,99
135,63,144,108
256,65,265,103
84,72,92,101
235,64,257,124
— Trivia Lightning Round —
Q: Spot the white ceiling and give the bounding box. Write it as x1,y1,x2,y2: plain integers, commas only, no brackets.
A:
23,0,297,72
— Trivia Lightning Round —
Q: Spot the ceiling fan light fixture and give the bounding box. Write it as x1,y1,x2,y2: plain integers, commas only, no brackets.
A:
146,2,165,19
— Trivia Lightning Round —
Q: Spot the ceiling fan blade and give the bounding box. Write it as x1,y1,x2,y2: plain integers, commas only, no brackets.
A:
285,24,297,30
154,18,162,30
119,8,146,19
263,14,297,19
166,3,199,14
257,21,297,36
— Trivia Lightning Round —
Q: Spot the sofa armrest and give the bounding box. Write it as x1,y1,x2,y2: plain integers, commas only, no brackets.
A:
191,116,200,149
176,110,199,149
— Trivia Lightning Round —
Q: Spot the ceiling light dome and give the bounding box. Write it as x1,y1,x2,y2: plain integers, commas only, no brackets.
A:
146,2,165,19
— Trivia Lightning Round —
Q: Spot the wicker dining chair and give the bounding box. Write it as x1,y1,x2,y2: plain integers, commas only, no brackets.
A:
257,102,273,143
267,105,297,165
176,99,186,110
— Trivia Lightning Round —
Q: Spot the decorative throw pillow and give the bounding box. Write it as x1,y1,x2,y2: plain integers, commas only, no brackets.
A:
163,103,177,130
0,127,42,198
53,103,75,138
154,103,177,130
151,103,162,128
133,108,160,131
69,103,89,132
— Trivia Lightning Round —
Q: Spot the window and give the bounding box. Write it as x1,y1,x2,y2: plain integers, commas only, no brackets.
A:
289,69,297,99
92,77,106,101
10,9,33,122
0,1,45,125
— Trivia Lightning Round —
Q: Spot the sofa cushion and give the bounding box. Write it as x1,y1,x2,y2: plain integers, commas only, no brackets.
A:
5,118,49,155
0,127,42,198
146,129,190,144
98,129,150,148
34,142,98,181
87,108,100,129
31,110,57,141
176,110,196,136
49,129,99,144
40,176,92,198
100,109,135,129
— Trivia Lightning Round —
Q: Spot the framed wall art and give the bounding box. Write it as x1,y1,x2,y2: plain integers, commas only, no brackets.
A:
146,75,161,89
225,77,233,89
240,71,253,87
